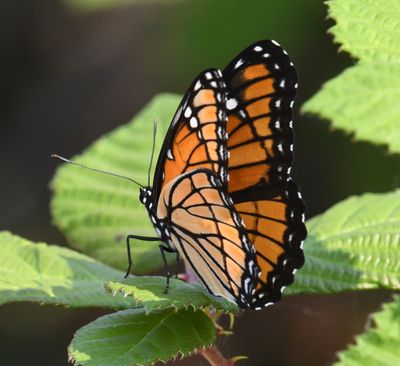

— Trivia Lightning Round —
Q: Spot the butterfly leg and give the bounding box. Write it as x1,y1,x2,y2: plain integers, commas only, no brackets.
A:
159,244,176,294
124,234,160,278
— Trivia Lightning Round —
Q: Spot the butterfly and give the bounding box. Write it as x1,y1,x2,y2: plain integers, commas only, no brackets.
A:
127,40,307,310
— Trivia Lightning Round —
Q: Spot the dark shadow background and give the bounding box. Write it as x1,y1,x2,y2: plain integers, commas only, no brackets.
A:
1,0,399,365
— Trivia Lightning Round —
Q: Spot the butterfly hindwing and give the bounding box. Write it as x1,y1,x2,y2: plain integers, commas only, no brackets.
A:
156,168,259,307
234,180,306,308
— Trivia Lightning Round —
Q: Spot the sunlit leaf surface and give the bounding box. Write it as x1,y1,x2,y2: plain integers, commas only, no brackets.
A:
303,0,400,153
291,190,400,294
0,231,130,308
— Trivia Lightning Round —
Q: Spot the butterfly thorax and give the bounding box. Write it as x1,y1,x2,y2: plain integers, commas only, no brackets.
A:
139,187,172,244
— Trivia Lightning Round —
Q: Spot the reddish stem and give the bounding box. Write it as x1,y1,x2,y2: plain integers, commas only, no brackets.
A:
200,346,235,366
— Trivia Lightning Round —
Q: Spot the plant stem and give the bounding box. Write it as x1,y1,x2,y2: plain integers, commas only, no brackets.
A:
200,346,234,366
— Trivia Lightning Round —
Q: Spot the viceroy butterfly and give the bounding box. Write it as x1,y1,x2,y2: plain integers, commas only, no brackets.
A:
130,40,307,310
53,40,306,310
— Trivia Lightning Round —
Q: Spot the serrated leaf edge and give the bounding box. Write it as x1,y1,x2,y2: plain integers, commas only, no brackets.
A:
103,281,235,314
104,281,183,313
334,295,400,363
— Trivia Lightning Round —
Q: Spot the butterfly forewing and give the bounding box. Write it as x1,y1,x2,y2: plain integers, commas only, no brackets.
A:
223,40,298,193
156,168,260,306
223,40,306,308
151,69,228,204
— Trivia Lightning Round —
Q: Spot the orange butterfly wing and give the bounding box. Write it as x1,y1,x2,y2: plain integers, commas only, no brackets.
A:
144,69,261,307
156,168,259,306
143,41,305,309
223,40,306,308
152,69,228,202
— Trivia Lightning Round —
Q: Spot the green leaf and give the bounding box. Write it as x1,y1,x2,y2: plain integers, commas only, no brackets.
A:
302,0,400,153
0,231,131,308
51,94,181,274
328,0,400,63
335,295,400,366
0,231,235,312
290,190,400,294
105,277,238,313
68,307,215,366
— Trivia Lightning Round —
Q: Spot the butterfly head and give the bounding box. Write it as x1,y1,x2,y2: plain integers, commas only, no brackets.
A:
139,187,153,208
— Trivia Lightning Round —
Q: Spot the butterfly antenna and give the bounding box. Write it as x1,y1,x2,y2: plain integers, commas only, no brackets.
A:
147,119,158,187
51,154,144,188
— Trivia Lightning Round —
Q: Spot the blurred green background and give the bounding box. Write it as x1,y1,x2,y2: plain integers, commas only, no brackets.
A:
1,0,398,365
